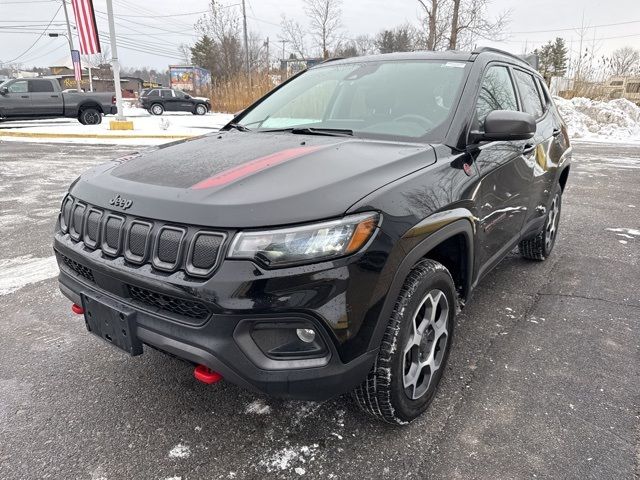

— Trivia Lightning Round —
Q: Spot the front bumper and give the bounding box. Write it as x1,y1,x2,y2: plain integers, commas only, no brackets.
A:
54,232,383,400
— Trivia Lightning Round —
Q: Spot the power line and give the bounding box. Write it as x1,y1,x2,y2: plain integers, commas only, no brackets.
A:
6,4,61,63
509,19,640,35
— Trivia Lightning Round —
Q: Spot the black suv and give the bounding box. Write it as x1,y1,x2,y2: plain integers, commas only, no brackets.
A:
140,88,210,115
54,49,571,424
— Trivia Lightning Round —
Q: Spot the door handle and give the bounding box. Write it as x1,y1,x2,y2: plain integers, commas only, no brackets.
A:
552,127,561,137
50,95,59,98
21,95,29,98
522,143,536,154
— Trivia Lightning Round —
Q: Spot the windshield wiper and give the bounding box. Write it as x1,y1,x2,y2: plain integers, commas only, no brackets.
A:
262,127,354,137
223,123,251,132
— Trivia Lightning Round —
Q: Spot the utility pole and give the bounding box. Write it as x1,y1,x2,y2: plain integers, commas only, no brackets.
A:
60,0,81,91
105,0,125,121
241,0,251,87
264,37,269,76
279,39,288,81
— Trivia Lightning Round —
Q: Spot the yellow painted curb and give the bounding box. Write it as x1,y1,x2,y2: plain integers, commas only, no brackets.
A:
109,120,135,131
0,130,194,140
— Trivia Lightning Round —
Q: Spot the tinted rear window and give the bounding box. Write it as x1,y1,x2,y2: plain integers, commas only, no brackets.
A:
29,80,54,93
514,70,543,118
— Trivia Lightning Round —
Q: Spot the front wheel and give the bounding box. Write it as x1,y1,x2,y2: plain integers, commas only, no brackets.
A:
194,104,207,115
519,187,562,261
353,259,456,425
78,107,102,125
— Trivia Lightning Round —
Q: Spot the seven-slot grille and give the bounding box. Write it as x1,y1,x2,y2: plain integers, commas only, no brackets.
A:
59,194,225,278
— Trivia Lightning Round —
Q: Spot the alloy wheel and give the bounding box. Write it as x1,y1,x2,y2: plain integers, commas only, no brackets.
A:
545,194,560,250
402,289,450,400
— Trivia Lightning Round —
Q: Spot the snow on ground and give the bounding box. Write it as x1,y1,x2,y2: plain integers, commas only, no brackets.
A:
0,255,59,296
554,96,640,143
0,101,233,145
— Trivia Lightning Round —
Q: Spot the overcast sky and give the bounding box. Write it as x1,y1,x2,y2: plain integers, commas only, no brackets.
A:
1,0,639,70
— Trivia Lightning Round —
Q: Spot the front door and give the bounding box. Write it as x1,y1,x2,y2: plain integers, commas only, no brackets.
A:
1,79,30,116
472,64,533,278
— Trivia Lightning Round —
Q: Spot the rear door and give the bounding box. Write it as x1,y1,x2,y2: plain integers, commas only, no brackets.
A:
472,64,533,278
28,79,63,116
512,69,560,234
161,89,177,111
1,80,30,116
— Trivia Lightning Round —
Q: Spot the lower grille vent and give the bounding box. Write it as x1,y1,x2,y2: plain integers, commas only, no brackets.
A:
128,284,210,320
61,254,95,283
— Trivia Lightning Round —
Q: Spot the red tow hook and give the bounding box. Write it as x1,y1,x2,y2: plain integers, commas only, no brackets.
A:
194,365,222,384
71,303,84,315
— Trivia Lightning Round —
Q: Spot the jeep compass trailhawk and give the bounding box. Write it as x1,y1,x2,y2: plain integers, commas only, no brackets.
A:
54,48,571,424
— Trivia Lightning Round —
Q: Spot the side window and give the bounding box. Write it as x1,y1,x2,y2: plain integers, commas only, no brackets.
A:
476,66,518,127
7,80,28,93
148,89,160,97
536,77,551,106
28,80,54,93
161,90,173,98
514,70,543,118
175,90,186,99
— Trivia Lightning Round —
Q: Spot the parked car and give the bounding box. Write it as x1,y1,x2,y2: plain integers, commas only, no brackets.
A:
54,48,571,424
0,78,116,124
139,88,210,115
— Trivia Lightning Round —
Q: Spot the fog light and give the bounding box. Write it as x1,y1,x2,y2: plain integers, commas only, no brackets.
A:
296,328,316,343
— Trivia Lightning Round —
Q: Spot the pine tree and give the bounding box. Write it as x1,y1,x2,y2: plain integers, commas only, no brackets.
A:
535,37,568,84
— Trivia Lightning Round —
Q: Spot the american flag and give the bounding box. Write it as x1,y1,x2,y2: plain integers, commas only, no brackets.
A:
71,0,101,54
71,49,82,83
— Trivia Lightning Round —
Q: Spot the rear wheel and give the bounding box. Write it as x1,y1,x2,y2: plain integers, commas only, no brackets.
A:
78,107,102,125
194,104,207,115
353,259,456,424
150,103,164,115
519,187,562,261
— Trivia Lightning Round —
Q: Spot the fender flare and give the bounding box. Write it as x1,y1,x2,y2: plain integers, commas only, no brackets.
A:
76,101,104,115
366,217,475,353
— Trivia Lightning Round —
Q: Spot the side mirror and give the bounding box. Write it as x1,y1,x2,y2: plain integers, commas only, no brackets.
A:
0,87,7,95
184,94,191,99
477,110,536,142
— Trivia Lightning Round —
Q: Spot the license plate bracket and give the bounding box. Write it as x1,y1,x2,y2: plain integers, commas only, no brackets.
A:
81,293,143,356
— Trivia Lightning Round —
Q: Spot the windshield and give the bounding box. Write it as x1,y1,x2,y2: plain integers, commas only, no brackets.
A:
238,60,469,140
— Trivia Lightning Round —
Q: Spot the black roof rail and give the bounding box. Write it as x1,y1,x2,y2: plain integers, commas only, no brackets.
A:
320,57,345,64
472,46,536,68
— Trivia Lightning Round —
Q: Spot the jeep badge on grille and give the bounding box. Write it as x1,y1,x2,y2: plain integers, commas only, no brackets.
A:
109,194,133,210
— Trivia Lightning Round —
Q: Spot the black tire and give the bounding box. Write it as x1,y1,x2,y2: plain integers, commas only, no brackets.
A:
353,259,456,425
150,103,164,115
519,186,562,261
194,104,207,115
78,107,102,125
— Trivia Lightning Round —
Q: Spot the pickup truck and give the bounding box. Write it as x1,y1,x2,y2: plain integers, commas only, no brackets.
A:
0,78,117,125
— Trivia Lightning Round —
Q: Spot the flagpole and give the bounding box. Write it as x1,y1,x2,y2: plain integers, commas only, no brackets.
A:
61,0,81,91
105,0,125,121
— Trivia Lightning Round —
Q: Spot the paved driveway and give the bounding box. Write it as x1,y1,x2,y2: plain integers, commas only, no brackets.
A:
0,141,638,479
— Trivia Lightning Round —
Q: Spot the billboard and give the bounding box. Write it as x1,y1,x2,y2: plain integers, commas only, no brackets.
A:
169,65,211,92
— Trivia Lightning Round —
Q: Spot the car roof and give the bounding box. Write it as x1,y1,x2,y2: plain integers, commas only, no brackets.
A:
314,47,536,73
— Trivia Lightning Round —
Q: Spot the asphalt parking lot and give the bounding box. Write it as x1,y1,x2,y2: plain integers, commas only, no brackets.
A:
0,140,638,480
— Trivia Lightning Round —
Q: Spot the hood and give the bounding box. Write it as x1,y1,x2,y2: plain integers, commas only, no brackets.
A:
70,131,436,228
193,96,210,102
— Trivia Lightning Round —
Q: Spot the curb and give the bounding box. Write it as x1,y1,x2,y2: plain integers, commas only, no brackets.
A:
0,130,196,140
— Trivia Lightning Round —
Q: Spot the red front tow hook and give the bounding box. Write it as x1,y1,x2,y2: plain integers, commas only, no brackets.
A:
71,303,84,315
194,365,223,384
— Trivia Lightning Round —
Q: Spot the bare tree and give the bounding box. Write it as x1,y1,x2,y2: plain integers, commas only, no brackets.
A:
280,15,308,60
607,46,640,76
91,46,112,68
354,34,376,56
416,0,450,50
449,0,510,50
178,43,192,64
417,0,439,50
304,0,343,59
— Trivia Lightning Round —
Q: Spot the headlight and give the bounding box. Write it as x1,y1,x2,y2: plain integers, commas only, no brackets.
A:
228,212,379,267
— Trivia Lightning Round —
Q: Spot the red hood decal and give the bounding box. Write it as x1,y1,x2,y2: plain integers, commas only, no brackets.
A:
190,145,325,190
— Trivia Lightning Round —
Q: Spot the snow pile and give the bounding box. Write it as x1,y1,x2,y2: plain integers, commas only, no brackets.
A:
554,96,640,141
